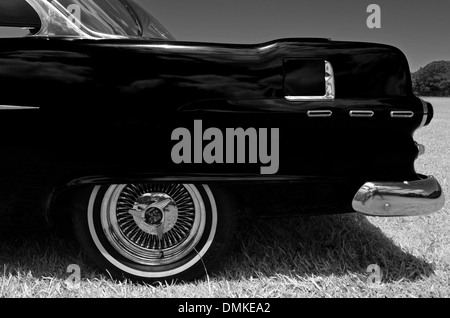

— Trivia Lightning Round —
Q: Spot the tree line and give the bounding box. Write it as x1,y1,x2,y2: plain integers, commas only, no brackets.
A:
412,60,450,97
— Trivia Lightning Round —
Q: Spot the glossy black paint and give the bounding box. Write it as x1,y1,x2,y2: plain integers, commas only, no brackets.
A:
0,36,428,229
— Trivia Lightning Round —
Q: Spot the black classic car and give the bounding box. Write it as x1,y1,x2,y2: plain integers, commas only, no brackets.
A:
0,0,445,283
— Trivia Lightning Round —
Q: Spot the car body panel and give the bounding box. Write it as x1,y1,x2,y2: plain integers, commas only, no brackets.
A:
0,1,443,229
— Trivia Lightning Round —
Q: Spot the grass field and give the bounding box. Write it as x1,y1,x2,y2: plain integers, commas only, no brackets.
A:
0,97,449,298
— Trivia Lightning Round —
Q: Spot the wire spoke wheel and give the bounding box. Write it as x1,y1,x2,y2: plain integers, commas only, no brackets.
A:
101,183,205,266
71,182,236,283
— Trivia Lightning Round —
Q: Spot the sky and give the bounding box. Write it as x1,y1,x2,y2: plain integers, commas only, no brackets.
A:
1,0,449,71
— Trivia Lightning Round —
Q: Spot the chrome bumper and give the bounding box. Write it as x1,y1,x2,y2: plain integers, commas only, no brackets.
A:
352,175,445,217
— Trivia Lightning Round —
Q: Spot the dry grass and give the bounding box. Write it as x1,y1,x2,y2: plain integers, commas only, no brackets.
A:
0,97,449,298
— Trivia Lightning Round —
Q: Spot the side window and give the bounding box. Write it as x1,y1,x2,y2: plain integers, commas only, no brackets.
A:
0,0,41,37
0,27,31,38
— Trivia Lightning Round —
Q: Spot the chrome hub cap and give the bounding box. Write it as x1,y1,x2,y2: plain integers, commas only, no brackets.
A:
100,184,206,266
127,193,178,239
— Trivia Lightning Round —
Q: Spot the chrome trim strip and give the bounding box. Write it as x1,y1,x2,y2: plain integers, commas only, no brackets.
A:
419,98,429,128
307,110,332,117
0,105,39,110
349,110,374,118
391,111,414,118
285,60,335,101
352,175,445,217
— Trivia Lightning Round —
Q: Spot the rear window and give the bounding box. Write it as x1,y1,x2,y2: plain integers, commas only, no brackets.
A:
53,0,142,37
